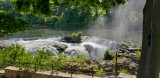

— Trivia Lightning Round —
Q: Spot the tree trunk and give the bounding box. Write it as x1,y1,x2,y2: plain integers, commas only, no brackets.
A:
137,0,160,78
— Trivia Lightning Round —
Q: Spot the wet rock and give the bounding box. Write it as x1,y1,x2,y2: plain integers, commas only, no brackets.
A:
0,40,13,48
83,65,95,70
65,49,78,57
61,36,82,43
117,41,141,60
69,63,80,68
104,67,113,72
83,44,93,53
53,44,68,52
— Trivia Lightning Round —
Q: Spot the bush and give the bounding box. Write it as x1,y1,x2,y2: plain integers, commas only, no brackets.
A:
62,31,83,43
103,50,114,60
77,31,83,38
135,50,141,58
93,65,105,76
119,68,129,74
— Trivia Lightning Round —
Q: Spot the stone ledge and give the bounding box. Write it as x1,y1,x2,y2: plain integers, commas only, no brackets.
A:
4,66,70,78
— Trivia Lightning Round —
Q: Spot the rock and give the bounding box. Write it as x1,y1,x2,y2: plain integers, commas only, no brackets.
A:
53,44,67,52
61,36,82,43
69,63,80,68
104,67,113,72
83,44,93,53
117,41,141,60
82,64,95,71
127,47,141,53
65,49,78,57
0,40,13,48
85,59,92,64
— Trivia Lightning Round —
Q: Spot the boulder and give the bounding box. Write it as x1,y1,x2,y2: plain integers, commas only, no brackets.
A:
53,44,67,52
60,35,82,43
0,40,13,48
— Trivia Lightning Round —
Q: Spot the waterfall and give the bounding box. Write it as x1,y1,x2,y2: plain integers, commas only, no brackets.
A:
7,36,120,59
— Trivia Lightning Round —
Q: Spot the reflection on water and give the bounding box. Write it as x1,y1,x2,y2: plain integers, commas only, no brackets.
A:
6,29,142,46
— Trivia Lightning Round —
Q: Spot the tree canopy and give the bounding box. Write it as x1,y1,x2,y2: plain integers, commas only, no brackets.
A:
0,10,29,38
13,0,125,16
0,0,125,38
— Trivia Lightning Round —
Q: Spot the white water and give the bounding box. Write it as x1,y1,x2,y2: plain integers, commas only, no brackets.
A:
7,36,120,59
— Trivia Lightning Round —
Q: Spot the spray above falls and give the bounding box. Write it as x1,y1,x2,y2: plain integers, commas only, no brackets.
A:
87,0,146,46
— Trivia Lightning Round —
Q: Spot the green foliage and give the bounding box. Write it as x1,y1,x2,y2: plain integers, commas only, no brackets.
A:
119,57,127,63
103,50,114,60
65,54,89,65
12,0,125,16
0,45,90,71
71,32,82,42
0,11,30,38
119,68,129,74
0,44,26,68
0,0,126,38
13,0,51,16
135,50,141,58
77,31,83,38
63,31,83,43
13,0,32,14
93,65,105,76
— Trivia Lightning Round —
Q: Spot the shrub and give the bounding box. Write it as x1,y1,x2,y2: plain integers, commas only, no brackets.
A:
77,31,83,38
119,68,129,74
135,50,141,58
114,57,127,64
62,31,83,43
93,65,105,76
103,50,114,60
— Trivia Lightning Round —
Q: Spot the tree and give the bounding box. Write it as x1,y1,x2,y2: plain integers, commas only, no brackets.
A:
0,1,29,38
0,0,126,35
137,0,160,78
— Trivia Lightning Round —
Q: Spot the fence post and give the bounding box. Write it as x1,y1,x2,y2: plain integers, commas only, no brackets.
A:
19,60,20,68
34,62,37,72
92,67,94,78
115,52,118,78
71,66,72,78
52,64,53,75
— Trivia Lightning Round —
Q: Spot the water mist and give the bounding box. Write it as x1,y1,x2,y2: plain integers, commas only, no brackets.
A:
87,0,146,46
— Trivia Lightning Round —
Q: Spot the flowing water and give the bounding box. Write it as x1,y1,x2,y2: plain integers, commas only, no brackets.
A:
3,28,142,59
6,36,120,59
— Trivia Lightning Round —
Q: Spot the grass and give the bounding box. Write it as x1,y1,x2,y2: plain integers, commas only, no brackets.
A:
93,65,105,76
118,68,130,74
